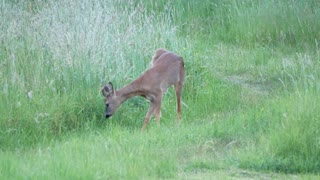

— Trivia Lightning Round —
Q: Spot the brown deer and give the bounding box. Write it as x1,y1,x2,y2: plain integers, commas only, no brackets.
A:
101,49,185,131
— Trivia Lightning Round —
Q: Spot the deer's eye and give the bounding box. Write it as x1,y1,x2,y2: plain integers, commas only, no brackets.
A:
106,103,109,107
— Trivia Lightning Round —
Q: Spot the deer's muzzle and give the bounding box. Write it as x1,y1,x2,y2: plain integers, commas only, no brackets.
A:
105,114,112,118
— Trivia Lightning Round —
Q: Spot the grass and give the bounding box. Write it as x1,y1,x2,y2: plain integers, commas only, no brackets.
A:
0,0,320,179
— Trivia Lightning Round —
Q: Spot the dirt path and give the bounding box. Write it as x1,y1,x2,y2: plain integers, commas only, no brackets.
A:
178,168,310,179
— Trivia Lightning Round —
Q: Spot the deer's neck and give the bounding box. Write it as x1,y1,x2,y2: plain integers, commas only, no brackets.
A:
115,80,145,104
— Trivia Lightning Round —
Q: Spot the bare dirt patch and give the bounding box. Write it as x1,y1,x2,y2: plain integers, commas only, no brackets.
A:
224,74,271,96
178,168,303,180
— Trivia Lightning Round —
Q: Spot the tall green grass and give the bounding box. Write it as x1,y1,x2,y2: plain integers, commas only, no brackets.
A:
0,0,319,178
0,0,186,148
125,0,320,47
237,90,320,173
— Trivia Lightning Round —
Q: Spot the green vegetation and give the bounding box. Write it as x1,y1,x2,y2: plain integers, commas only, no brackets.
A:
0,0,319,179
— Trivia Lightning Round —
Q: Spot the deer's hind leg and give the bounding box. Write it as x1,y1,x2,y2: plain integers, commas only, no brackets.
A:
174,82,183,122
175,63,185,122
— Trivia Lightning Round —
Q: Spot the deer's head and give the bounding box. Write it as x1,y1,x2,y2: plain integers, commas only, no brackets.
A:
101,82,121,118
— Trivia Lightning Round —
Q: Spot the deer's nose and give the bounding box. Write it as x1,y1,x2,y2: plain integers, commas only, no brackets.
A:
105,114,112,118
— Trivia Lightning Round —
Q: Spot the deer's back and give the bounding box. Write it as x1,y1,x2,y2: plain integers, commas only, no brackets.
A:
147,51,184,91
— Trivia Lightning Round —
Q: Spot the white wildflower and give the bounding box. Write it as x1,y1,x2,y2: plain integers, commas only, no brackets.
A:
27,91,33,99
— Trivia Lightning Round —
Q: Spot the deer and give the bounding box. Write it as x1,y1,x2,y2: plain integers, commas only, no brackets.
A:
101,49,185,131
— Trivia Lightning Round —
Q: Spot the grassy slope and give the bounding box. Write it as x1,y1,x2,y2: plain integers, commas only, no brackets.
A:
0,0,319,179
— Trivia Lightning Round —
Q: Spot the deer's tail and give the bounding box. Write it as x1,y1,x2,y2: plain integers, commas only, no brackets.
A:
152,48,168,64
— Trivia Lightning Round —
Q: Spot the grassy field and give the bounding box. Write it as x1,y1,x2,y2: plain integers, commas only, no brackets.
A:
0,0,319,179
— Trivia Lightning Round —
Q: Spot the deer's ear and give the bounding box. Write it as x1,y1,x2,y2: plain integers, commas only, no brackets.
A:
101,82,114,97
101,86,107,97
106,82,114,94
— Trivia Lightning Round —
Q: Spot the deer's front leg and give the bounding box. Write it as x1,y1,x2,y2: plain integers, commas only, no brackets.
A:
141,100,157,131
154,94,163,126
